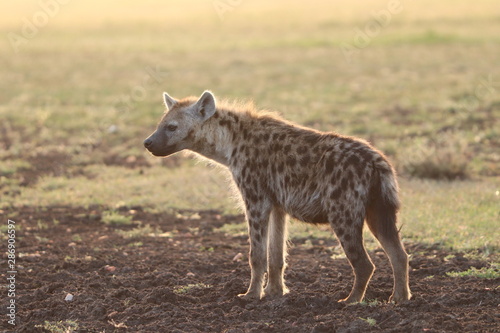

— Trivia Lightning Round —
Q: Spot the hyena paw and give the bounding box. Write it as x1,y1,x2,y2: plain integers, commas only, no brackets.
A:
263,285,289,298
389,290,412,304
237,291,262,301
338,295,363,304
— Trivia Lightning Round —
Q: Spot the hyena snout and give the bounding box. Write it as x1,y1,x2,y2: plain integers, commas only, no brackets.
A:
143,132,178,157
143,137,153,148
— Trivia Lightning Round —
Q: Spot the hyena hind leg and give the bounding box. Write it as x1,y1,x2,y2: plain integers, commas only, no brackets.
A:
366,205,412,303
333,220,375,304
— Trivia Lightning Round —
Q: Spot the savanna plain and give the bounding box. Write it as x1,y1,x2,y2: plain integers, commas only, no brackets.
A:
0,0,499,332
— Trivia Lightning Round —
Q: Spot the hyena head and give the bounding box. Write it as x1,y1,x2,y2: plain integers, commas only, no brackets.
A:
143,91,216,157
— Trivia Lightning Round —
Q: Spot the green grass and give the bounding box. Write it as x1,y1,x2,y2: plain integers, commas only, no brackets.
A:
173,283,212,295
116,224,158,239
101,211,134,225
359,317,378,327
0,0,499,256
446,264,500,279
34,320,79,333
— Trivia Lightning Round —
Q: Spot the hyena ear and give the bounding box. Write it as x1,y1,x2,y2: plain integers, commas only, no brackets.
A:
193,90,216,120
163,92,177,110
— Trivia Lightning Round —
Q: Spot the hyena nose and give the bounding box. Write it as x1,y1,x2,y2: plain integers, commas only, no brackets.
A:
143,138,153,148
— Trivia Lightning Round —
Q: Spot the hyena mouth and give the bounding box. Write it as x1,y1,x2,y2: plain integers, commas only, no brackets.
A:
150,144,178,157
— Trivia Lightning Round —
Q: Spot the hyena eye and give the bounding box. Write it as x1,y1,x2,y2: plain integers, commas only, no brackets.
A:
166,124,178,132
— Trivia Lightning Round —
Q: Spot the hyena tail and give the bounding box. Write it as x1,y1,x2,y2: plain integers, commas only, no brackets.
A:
365,159,401,242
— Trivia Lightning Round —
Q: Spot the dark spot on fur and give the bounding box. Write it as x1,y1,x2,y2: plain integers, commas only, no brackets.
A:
325,154,336,171
246,190,258,204
297,146,308,155
330,187,342,200
219,119,231,128
300,155,310,167
346,154,363,176
341,177,349,191
229,113,239,123
304,133,319,145
247,160,257,170
287,156,296,167
277,163,285,173
347,246,358,255
336,227,345,237
346,169,354,182
271,143,282,153
283,145,291,154
262,133,270,142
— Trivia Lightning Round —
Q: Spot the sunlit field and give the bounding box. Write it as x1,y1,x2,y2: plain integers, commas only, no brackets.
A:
1,0,498,251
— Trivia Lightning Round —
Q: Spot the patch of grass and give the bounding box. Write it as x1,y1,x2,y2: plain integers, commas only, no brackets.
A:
116,224,157,239
35,320,79,333
0,159,31,176
399,132,471,180
37,220,49,230
101,211,133,225
71,234,82,242
35,236,50,243
399,178,500,252
446,264,500,279
173,283,212,295
359,317,377,327
359,299,382,307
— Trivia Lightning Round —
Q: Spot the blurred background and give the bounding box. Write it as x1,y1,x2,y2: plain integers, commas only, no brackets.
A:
0,0,499,250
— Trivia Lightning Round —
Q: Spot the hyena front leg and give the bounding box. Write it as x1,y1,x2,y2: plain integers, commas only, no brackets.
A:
264,206,289,298
238,202,272,300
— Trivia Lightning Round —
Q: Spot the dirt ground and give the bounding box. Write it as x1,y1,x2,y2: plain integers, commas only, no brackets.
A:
1,206,498,333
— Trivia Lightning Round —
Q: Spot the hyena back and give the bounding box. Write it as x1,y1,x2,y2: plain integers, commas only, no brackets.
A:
144,91,412,303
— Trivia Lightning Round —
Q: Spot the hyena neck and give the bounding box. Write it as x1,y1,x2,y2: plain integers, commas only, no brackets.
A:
190,107,243,166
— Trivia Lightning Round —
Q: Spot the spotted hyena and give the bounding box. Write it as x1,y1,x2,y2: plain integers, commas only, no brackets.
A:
144,91,412,303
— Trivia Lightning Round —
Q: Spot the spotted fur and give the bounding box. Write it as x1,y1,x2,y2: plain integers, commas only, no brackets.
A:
144,91,412,303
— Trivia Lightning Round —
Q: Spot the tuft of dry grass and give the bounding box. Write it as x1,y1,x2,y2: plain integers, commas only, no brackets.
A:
398,132,471,180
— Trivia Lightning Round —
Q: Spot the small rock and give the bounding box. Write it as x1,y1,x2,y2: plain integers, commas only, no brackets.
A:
64,293,74,302
233,253,244,261
107,125,118,133
126,155,137,164
104,265,116,273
